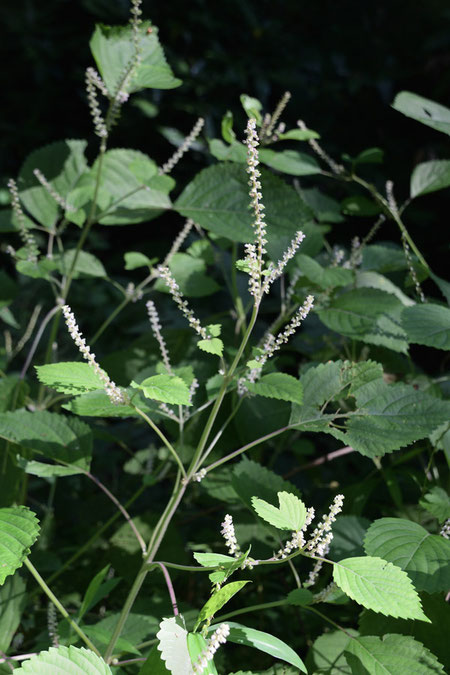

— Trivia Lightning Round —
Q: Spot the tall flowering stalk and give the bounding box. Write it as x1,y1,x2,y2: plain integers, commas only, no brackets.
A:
7,178,39,262
245,118,268,300
157,266,208,339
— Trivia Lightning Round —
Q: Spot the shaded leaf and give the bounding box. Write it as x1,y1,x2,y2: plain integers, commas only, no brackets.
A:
195,581,250,630
36,362,105,395
246,373,303,404
0,506,40,585
345,634,444,675
131,374,191,405
13,646,112,674
402,303,450,350
411,159,450,197
392,91,450,136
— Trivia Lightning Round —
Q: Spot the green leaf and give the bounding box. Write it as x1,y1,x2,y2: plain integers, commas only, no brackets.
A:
35,361,106,395
318,288,409,353
341,196,381,216
207,324,222,337
252,492,307,530
187,633,218,674
430,271,450,305
286,588,314,606
328,516,370,561
132,374,191,405
13,646,112,674
345,634,444,675
364,517,450,593
296,253,353,289
53,249,106,278
216,622,307,673
301,187,344,223
0,375,28,412
278,128,320,141
355,270,415,307
392,90,450,136
193,552,235,567
90,22,181,95
0,506,40,585
138,645,170,675
0,410,92,476
195,581,250,630
197,338,224,357
156,616,191,675
78,565,120,622
208,139,247,163
420,487,450,522
353,147,384,165
221,110,236,144
309,630,357,675
92,149,173,225
402,303,450,350
0,575,27,652
124,251,153,270
155,252,220,297
18,140,88,227
240,94,263,123
64,390,140,418
259,148,321,176
232,458,301,512
411,159,450,198
174,164,317,261
332,556,429,621
246,373,303,405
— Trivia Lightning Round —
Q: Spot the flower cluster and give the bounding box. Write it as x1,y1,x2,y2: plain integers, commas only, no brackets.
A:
159,118,205,175
263,230,306,289
274,507,315,560
62,304,127,405
297,119,344,175
125,282,143,303
85,67,108,143
164,218,194,265
440,518,450,539
192,468,207,483
245,118,267,298
157,266,208,339
305,494,344,556
193,624,230,674
260,91,291,144
33,169,75,213
7,178,39,262
221,514,240,555
146,300,173,374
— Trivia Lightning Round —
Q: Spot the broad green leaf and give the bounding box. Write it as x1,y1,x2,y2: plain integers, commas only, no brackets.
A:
195,581,250,630
301,187,344,223
0,410,92,476
0,506,40,585
64,390,140,418
411,159,450,197
175,164,318,261
0,575,27,652
362,243,416,274
420,487,450,522
252,492,307,530
359,593,450,668
345,634,444,675
193,552,235,567
317,288,409,353
87,612,156,652
156,616,192,675
353,147,384,165
139,645,170,674
208,139,247,163
286,588,314,606
341,196,381,216
332,556,429,621
392,91,450,136
296,253,353,288
259,148,322,176
355,270,415,306
93,149,173,225
246,373,303,405
18,140,88,227
402,303,450,350
90,22,181,95
155,252,220,297
240,94,263,123
278,128,320,141
132,374,191,405
232,458,301,512
187,633,218,675
53,249,106,278
214,622,307,673
35,361,105,395
82,624,140,655
328,516,371,561
15,259,57,281
309,630,357,675
364,517,450,593
124,251,153,270
430,271,450,305
13,646,112,674
0,375,28,412
197,338,224,357
78,565,120,622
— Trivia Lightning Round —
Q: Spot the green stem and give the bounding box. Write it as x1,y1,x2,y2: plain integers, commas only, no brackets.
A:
24,558,102,657
134,406,186,478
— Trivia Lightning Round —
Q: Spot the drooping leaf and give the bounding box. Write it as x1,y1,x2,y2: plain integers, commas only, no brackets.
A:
194,581,250,630
332,556,429,621
90,22,181,95
420,487,450,522
213,622,307,673
131,374,191,405
13,646,112,674
35,361,106,395
0,575,27,652
364,517,450,593
156,616,193,675
0,506,40,585
392,91,450,136
175,164,318,261
252,492,307,530
345,634,444,675
411,159,450,198
246,373,303,405
402,303,450,350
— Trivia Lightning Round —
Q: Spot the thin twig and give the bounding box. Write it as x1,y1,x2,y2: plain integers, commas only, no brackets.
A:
149,562,179,615
284,446,355,478
20,304,62,379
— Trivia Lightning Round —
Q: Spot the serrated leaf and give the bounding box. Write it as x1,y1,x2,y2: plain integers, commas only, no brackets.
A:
13,646,112,674
420,487,450,522
232,458,302,513
332,556,429,621
175,164,318,261
65,390,138,418
53,249,106,278
195,581,250,630
411,159,450,197
246,373,303,405
197,338,224,357
252,492,307,530
138,645,170,674
364,518,450,593
286,588,314,606
355,270,415,306
213,622,307,673
17,140,88,227
328,516,371,561
392,90,450,136
345,634,444,675
90,22,181,95
309,630,357,675
35,362,105,395
0,410,92,475
187,634,218,675
402,303,450,350
296,253,353,288
317,288,409,353
132,374,191,405
0,575,27,652
156,616,193,675
0,506,40,585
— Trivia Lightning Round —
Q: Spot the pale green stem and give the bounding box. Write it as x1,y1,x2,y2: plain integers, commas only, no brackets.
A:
24,558,102,657
134,406,186,478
